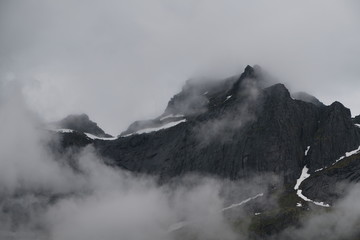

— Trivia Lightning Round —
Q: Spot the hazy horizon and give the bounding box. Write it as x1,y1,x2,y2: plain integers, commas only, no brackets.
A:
1,0,359,135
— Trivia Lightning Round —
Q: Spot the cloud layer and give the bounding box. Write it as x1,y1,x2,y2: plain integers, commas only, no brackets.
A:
0,0,359,134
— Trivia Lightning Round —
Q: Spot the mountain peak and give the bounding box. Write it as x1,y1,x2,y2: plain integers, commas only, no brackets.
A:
54,114,112,138
242,65,257,79
244,64,254,73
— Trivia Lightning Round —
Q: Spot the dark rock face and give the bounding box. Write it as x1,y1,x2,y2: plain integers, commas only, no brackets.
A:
301,153,360,204
51,66,360,198
91,66,360,187
54,114,112,137
42,65,360,239
306,102,360,171
353,114,360,124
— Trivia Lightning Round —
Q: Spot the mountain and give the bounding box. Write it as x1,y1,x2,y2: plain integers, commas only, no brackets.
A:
56,65,360,186
94,66,360,184
52,65,360,238
51,113,113,138
291,91,325,107
353,114,360,125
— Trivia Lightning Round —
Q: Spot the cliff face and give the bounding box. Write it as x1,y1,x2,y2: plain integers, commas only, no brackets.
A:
84,66,360,187
49,65,360,237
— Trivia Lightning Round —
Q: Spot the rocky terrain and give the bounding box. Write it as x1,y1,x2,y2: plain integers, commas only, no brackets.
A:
51,65,360,238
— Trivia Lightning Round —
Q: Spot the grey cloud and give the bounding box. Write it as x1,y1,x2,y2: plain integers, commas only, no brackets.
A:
0,77,280,240
194,77,261,145
0,0,359,134
278,183,360,240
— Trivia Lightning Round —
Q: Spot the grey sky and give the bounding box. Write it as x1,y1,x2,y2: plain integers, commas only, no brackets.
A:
1,0,359,134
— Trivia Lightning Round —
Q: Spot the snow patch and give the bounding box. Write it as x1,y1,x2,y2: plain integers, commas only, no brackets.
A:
160,114,185,121
222,193,264,211
83,133,117,141
314,167,324,172
168,193,264,233
294,166,310,190
297,190,330,207
305,146,311,156
355,124,360,128
296,202,302,207
224,95,232,102
124,119,187,137
315,145,360,172
294,166,330,207
255,212,261,216
53,129,116,140
334,145,360,164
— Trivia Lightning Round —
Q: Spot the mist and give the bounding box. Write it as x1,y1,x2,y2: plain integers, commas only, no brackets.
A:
194,77,261,145
276,183,360,240
1,1,360,239
0,77,280,240
1,0,360,134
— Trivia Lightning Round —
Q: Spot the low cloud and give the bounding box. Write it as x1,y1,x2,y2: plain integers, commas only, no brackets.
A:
1,0,360,134
277,183,360,240
194,77,261,145
0,77,280,240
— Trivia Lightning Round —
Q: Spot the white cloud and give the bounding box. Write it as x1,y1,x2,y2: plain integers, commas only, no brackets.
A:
0,0,359,134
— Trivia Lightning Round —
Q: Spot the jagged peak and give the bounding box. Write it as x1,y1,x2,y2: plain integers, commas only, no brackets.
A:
54,113,112,138
329,101,347,111
292,92,325,107
240,65,259,80
328,101,351,116
265,83,291,99
353,114,360,124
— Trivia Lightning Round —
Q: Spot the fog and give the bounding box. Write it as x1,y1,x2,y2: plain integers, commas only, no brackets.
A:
1,1,360,239
1,0,359,134
0,77,279,239
277,184,360,240
195,77,261,145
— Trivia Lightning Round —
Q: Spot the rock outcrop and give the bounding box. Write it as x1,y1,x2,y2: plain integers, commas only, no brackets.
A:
53,113,112,138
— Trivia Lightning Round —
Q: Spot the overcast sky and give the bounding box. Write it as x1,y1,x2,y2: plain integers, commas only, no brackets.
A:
0,0,359,135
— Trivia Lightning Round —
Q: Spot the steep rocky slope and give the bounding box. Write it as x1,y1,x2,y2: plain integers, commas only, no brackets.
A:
54,66,360,190
48,65,360,239
93,66,360,187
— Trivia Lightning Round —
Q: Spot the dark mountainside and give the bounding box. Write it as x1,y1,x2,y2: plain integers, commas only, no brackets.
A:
53,65,360,238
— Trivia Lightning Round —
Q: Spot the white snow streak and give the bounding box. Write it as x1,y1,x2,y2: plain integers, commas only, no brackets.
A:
53,129,117,140
221,193,264,211
305,146,311,156
159,114,185,121
224,95,232,102
294,166,310,191
83,133,117,141
124,119,187,137
315,145,360,172
167,192,264,233
314,167,324,173
334,146,360,164
294,166,330,207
